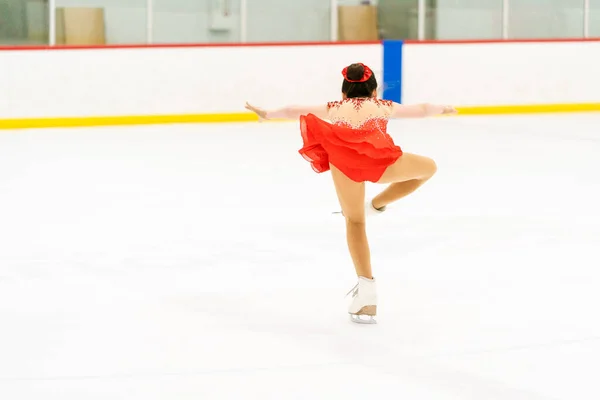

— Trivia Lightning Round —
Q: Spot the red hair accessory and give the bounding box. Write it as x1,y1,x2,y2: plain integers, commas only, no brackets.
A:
342,63,373,83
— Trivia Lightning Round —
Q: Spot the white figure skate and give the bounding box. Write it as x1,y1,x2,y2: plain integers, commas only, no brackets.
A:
333,199,386,217
347,276,378,324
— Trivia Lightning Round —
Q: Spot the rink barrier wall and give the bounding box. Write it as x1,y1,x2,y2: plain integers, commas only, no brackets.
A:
401,39,600,110
1,39,600,130
0,42,382,130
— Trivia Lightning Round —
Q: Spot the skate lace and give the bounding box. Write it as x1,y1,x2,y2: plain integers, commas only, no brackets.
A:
346,283,359,298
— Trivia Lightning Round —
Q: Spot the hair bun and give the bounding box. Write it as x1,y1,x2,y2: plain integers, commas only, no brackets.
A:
346,63,365,82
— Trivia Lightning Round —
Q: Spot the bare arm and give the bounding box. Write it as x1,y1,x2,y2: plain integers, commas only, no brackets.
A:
245,102,329,120
266,105,328,120
390,102,457,118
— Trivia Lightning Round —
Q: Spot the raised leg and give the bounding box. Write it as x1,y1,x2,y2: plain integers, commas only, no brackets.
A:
371,153,438,210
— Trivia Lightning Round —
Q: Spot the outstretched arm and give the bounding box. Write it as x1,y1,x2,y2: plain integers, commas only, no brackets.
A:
245,102,329,120
390,102,457,118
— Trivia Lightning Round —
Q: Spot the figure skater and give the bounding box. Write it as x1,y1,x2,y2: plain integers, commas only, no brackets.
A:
245,63,457,324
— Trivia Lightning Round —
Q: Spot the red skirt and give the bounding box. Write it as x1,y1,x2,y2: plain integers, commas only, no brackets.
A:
298,114,403,183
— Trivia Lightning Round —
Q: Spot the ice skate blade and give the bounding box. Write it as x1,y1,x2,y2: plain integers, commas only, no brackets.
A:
333,205,385,216
349,305,377,324
350,314,377,324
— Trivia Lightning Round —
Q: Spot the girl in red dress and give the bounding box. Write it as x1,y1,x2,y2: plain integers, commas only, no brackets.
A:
245,63,457,324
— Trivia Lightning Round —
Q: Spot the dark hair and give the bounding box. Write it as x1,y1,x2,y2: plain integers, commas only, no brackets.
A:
342,63,378,98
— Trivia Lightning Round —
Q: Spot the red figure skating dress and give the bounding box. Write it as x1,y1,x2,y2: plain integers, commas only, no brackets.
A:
299,97,403,183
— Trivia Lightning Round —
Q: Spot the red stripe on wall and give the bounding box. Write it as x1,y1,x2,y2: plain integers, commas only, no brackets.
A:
2,37,599,52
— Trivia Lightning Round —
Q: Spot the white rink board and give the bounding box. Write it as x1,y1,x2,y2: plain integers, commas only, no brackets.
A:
401,41,600,106
0,41,599,121
0,44,382,119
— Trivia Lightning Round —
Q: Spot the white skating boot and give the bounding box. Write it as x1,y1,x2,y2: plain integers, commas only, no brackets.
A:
347,276,378,324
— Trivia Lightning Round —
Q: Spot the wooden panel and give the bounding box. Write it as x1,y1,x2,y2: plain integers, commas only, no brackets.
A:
56,8,106,45
338,5,379,41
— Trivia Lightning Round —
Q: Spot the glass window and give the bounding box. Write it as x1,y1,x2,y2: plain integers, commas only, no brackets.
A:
377,0,419,40
0,0,49,45
591,0,600,37
508,0,584,39
54,0,147,45
247,0,331,42
152,0,241,44
428,0,504,40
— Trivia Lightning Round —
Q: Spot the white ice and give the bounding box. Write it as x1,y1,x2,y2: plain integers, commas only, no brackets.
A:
0,114,599,400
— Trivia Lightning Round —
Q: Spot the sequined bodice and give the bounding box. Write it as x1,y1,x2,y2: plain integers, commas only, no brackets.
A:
327,98,393,132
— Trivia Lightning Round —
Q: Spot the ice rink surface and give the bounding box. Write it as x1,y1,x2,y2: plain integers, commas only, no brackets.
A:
1,113,599,399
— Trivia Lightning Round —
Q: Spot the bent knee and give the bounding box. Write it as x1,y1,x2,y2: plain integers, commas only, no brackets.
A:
422,157,437,178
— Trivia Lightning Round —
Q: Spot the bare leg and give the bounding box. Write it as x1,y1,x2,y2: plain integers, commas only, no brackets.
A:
330,164,371,278
371,179,426,210
371,153,438,210
330,164,377,323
